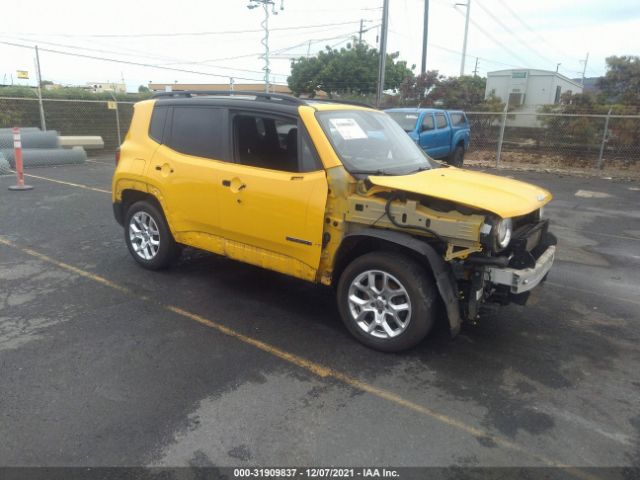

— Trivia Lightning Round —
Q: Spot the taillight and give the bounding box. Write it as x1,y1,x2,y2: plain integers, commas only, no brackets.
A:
115,148,121,167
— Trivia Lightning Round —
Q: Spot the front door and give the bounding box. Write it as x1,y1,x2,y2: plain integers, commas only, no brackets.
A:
418,113,437,156
431,112,451,158
217,112,328,275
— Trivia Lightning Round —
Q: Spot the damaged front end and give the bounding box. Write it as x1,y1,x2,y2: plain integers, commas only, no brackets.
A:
454,212,557,322
337,175,556,335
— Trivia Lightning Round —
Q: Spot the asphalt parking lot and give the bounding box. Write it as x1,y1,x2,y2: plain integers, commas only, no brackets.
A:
1,156,639,472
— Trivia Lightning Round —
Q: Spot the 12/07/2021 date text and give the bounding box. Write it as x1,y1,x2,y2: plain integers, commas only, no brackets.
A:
233,468,400,478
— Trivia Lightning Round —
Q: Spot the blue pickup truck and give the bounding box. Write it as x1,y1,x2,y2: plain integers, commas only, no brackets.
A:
385,108,470,166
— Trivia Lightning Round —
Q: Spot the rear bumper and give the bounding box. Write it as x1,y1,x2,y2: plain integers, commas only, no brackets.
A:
486,245,555,294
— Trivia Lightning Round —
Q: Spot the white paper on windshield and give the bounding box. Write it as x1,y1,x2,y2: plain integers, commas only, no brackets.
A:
329,118,367,140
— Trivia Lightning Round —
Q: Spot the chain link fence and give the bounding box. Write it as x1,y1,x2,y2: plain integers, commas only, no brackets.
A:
0,96,134,152
466,108,640,170
1,96,639,172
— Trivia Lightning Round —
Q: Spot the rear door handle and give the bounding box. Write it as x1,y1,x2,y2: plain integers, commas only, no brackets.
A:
222,179,231,187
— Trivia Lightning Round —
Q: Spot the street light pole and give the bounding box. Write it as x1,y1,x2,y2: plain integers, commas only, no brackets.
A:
34,45,46,131
458,0,471,76
421,0,429,74
247,0,284,93
376,0,390,107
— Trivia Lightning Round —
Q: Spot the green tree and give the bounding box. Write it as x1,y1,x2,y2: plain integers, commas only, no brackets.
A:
426,75,488,108
399,70,442,103
598,55,640,106
287,43,412,98
138,85,150,93
538,92,607,155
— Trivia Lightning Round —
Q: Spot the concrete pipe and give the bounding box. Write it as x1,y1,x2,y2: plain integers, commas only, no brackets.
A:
2,147,87,168
0,130,60,149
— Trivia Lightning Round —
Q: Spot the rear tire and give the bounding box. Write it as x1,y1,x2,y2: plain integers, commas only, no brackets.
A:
336,252,437,352
124,200,178,270
448,145,464,167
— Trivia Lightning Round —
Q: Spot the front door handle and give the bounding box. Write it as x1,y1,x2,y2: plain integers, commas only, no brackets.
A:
222,179,231,187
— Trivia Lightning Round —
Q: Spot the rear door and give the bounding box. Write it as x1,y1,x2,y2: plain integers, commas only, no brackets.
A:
216,110,328,275
147,105,229,234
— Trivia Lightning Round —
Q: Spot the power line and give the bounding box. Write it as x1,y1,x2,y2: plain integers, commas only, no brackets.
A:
475,0,557,68
495,0,573,59
0,34,188,66
269,28,380,59
3,20,372,39
452,5,529,67
0,40,289,84
0,35,293,79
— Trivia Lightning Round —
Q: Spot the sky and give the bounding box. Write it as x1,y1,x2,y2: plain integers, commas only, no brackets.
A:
0,0,639,92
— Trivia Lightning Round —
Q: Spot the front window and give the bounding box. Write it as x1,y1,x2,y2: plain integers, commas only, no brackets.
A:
316,110,435,176
386,111,419,132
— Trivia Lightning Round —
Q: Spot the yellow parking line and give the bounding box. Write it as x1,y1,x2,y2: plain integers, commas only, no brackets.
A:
19,171,112,194
0,236,597,477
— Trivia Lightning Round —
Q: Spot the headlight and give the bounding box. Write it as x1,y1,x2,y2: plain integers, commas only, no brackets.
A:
495,218,513,249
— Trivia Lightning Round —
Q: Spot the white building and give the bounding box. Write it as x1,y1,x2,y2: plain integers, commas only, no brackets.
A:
86,82,127,94
485,69,584,127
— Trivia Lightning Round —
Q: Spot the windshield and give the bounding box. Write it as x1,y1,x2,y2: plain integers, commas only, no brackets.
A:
316,110,434,176
386,111,420,132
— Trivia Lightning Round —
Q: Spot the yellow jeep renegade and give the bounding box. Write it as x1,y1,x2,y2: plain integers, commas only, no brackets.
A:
112,91,556,352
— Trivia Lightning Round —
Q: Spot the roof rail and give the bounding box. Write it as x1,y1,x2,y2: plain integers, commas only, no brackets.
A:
306,98,375,109
152,90,305,105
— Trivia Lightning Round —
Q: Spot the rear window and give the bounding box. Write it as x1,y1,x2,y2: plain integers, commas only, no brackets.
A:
167,106,227,160
450,113,467,126
149,105,168,143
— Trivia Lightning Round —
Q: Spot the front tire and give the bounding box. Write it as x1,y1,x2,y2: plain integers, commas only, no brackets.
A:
448,145,464,167
124,200,177,270
336,252,437,352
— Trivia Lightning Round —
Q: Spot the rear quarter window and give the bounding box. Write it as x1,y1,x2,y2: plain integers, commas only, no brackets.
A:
149,105,168,143
450,113,467,126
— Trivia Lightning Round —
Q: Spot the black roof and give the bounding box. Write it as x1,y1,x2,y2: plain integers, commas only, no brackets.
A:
152,90,374,112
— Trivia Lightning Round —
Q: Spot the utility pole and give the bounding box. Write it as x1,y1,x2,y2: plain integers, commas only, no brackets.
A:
421,0,429,74
472,57,479,76
556,62,561,73
34,45,46,131
376,0,390,107
247,0,284,93
458,0,471,76
359,19,364,44
580,52,589,85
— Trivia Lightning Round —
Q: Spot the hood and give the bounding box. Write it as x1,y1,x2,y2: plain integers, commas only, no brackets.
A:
368,167,551,218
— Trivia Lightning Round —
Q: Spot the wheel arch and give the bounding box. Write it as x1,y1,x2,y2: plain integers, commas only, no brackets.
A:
115,188,166,227
332,228,462,336
452,129,469,151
